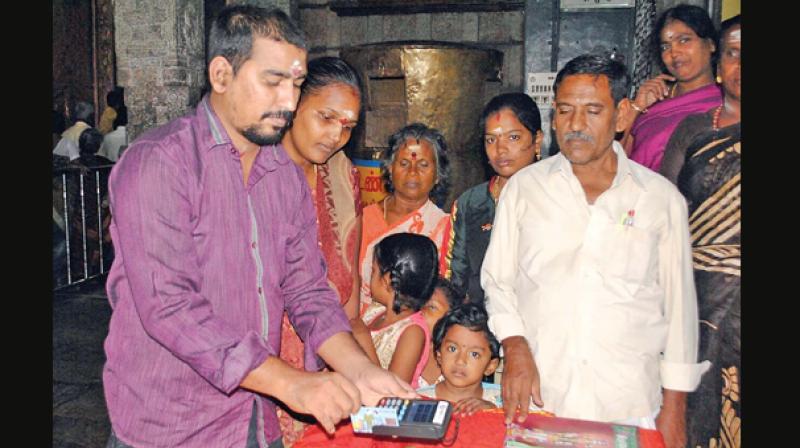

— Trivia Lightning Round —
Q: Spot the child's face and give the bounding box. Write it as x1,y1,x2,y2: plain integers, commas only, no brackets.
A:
422,289,451,323
436,324,499,388
369,258,392,306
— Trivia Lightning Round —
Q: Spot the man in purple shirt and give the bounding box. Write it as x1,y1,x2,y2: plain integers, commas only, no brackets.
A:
103,6,416,447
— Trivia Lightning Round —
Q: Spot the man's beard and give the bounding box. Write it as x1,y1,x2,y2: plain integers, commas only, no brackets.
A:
241,110,294,146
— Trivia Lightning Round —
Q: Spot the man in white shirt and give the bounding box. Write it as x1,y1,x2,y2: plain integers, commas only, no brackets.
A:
481,54,709,448
98,112,127,162
54,101,94,162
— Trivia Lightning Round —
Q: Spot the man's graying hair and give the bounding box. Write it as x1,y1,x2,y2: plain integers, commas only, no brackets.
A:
207,5,307,75
72,101,95,123
553,54,631,105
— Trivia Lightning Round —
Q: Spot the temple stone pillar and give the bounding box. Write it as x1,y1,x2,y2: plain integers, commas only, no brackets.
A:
114,0,205,140
95,0,117,118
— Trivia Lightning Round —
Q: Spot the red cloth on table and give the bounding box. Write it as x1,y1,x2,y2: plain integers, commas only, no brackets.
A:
294,409,665,448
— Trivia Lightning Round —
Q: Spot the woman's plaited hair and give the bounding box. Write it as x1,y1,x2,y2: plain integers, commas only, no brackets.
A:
374,233,439,314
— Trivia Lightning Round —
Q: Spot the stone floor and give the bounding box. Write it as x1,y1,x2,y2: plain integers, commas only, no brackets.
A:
53,276,112,448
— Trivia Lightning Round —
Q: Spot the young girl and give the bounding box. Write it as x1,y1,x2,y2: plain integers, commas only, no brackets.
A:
351,233,439,389
418,278,467,388
417,303,512,416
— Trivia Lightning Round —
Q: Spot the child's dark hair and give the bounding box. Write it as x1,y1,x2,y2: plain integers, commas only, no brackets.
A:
374,233,439,314
432,303,500,359
434,277,466,309
79,128,104,157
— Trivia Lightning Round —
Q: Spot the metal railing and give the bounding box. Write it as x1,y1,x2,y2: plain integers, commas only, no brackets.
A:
53,163,114,290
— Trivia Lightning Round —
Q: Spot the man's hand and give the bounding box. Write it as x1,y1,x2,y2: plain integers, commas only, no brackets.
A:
501,336,543,424
283,370,362,434
240,357,362,434
453,397,496,416
319,332,418,406
656,389,687,448
242,331,419,435
344,361,418,406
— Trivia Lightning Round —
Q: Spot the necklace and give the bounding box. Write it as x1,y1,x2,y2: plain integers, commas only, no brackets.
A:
711,105,723,131
383,195,391,221
489,176,501,203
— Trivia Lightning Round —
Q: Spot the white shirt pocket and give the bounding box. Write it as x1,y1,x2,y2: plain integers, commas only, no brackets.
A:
598,221,658,285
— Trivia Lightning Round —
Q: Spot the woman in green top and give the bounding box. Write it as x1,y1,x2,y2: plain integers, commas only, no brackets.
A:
442,93,543,303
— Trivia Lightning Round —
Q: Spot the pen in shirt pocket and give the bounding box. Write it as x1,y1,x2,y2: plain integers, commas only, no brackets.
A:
621,209,635,228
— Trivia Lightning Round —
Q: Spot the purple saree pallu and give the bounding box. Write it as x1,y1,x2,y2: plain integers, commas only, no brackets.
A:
630,83,722,171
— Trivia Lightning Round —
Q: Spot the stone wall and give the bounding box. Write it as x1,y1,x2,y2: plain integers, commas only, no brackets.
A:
58,0,712,143
114,0,206,141
659,0,706,13
53,0,95,119
95,0,117,119
114,0,300,141
53,0,116,128
297,3,525,99
292,0,706,96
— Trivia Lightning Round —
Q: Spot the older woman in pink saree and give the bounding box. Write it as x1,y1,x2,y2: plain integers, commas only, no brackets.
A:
357,123,450,316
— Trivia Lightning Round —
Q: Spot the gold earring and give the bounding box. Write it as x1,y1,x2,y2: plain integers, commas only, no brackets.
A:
716,75,723,84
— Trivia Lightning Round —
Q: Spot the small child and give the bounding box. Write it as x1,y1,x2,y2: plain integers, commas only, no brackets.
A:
351,233,439,388
417,303,503,415
418,277,467,388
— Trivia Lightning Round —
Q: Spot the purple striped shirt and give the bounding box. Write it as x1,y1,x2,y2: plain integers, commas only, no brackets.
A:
103,96,350,447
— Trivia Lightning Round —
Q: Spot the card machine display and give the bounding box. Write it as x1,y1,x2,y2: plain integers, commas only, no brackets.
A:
351,397,453,440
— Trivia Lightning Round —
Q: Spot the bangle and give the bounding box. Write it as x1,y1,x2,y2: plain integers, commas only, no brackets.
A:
630,102,648,114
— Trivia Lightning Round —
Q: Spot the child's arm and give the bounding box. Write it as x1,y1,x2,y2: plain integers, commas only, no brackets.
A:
349,317,381,366
452,397,497,416
387,325,425,385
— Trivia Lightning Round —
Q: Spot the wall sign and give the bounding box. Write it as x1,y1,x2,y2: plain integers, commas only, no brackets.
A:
526,72,557,157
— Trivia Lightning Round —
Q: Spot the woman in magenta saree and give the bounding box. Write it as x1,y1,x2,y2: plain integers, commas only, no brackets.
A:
623,4,721,171
628,82,720,170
